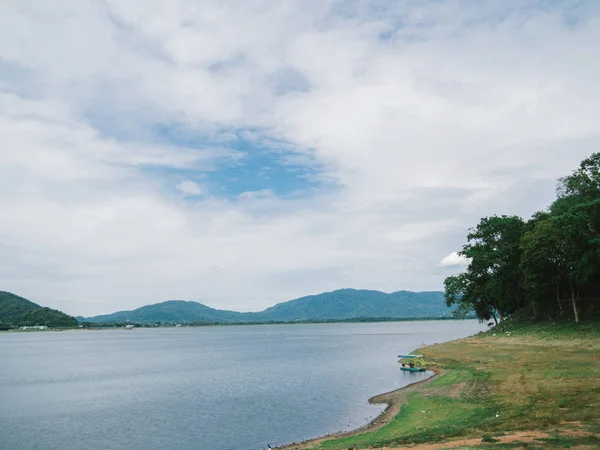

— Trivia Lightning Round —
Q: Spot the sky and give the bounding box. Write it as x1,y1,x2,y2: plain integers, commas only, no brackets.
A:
1,0,599,316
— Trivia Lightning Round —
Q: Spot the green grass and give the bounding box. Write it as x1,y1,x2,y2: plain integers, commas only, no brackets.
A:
300,320,600,449
453,435,600,449
319,395,491,449
428,367,488,387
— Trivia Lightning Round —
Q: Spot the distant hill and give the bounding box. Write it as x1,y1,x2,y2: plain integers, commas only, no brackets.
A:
80,300,254,324
0,291,40,318
0,291,78,329
259,289,450,321
81,289,452,324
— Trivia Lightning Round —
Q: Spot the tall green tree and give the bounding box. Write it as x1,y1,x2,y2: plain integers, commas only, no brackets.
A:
461,215,525,320
445,152,600,323
521,216,565,318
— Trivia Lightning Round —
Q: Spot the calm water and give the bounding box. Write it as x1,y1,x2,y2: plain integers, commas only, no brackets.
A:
0,320,484,450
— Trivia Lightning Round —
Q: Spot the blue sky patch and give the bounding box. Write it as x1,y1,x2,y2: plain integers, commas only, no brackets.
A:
82,100,329,200
151,124,328,200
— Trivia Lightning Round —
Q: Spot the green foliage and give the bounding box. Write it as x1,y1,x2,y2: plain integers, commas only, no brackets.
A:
0,291,78,328
446,153,600,323
557,152,600,199
482,434,499,443
14,307,78,327
0,291,40,318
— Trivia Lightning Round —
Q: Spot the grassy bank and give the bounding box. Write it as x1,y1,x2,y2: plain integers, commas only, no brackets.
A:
288,321,600,449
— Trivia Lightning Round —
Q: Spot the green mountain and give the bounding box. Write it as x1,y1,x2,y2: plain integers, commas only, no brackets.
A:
259,289,450,321
81,289,451,324
0,291,78,329
80,300,253,324
0,291,40,318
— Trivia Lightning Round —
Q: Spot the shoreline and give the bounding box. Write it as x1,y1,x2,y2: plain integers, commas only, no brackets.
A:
0,318,477,333
78,317,466,328
280,321,600,450
280,368,442,449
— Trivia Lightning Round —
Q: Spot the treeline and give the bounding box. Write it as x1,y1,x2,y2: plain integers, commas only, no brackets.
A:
0,307,79,329
80,315,464,328
445,153,600,323
16,308,79,328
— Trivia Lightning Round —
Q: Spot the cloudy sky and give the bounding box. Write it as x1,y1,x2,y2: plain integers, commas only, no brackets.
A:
1,0,599,316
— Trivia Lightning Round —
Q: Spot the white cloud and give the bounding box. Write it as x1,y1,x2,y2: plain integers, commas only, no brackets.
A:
176,180,204,196
1,0,599,315
237,190,274,200
440,252,470,268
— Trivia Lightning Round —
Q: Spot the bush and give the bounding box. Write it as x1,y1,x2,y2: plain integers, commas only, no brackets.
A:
482,434,499,443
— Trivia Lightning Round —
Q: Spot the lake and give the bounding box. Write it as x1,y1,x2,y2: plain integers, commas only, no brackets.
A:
0,320,484,450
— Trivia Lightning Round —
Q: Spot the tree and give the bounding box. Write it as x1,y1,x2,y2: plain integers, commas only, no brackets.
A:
460,216,525,319
444,272,498,324
445,152,600,323
558,153,600,199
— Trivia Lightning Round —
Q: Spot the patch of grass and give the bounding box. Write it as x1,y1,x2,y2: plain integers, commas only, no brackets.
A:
539,433,600,449
428,367,488,387
318,395,491,449
300,320,600,449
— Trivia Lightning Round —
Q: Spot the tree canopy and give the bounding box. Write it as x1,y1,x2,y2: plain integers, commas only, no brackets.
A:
446,153,600,323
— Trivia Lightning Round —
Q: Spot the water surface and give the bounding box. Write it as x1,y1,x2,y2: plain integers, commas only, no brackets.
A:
0,320,484,450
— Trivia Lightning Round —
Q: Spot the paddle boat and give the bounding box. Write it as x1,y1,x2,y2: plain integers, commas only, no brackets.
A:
397,354,427,372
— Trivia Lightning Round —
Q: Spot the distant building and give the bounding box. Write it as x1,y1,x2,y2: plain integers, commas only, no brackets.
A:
125,324,134,330
20,326,48,330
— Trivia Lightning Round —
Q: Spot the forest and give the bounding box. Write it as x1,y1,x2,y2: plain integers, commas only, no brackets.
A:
445,153,600,324
0,291,78,329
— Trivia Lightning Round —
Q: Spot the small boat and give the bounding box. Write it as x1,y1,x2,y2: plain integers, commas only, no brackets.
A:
397,354,427,372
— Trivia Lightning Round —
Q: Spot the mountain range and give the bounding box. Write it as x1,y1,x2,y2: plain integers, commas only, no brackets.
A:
80,289,452,324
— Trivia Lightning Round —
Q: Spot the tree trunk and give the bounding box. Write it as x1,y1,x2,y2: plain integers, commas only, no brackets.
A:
494,302,504,322
556,293,563,315
531,297,538,319
484,297,498,326
555,282,563,315
490,310,498,326
570,283,580,323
